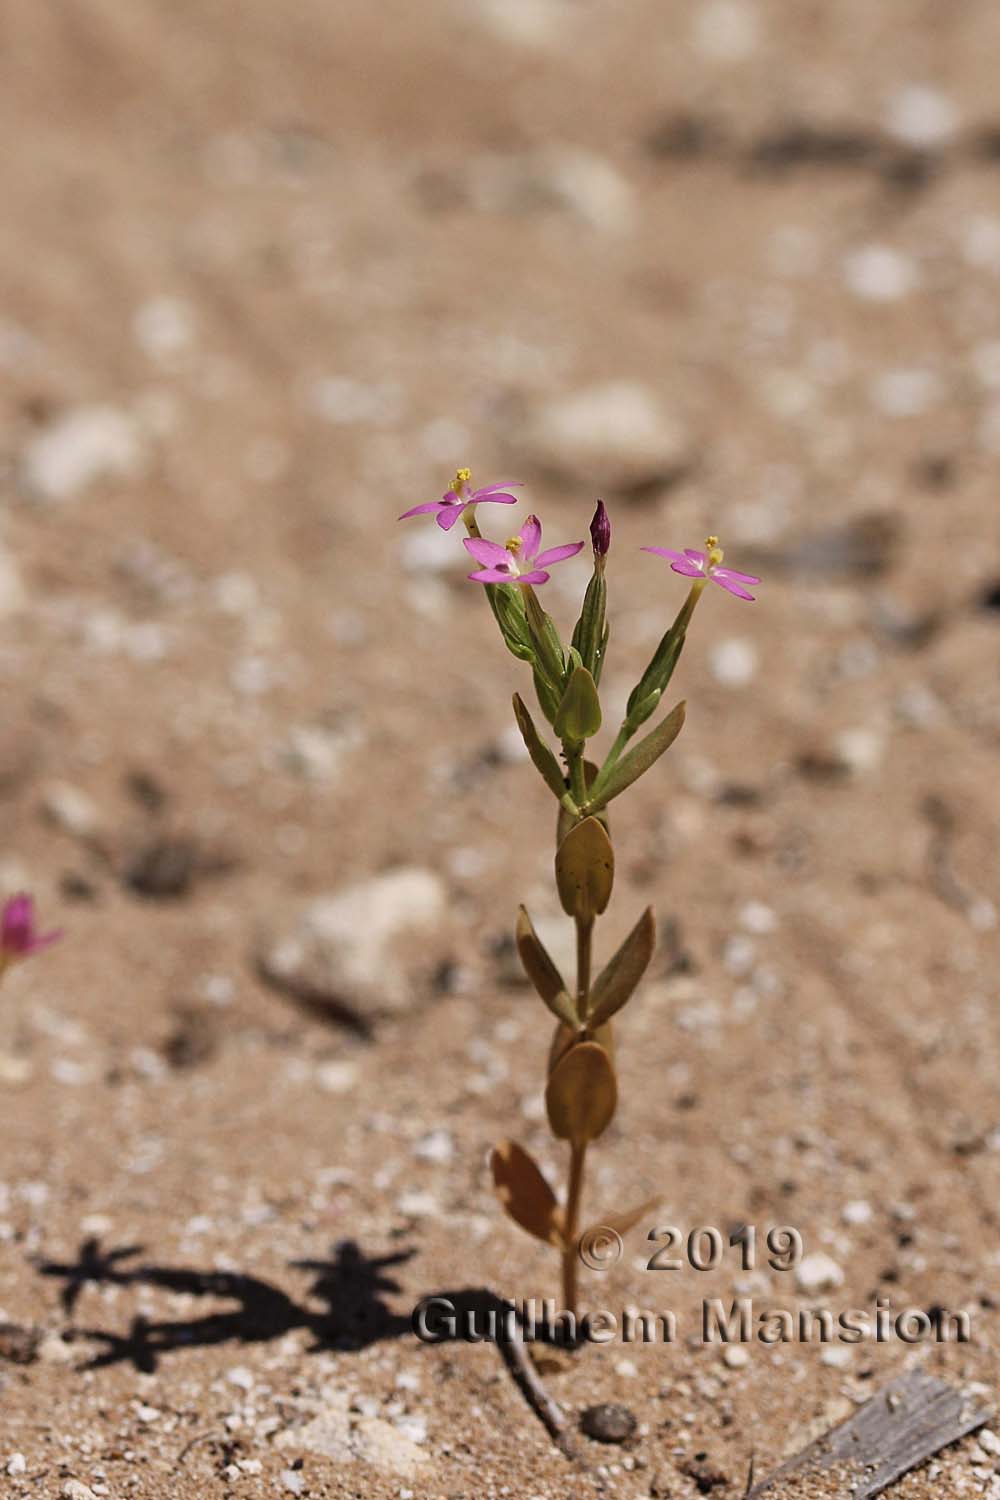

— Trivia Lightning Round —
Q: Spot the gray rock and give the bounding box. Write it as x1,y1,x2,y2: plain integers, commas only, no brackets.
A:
580,1402,637,1443
525,381,689,491
261,867,447,1021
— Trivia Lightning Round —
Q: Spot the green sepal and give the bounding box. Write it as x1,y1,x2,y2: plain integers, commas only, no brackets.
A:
624,687,661,734
571,568,607,682
485,582,535,664
587,701,686,812
512,693,568,800
553,666,602,743
532,666,563,726
522,585,567,690
587,907,656,1027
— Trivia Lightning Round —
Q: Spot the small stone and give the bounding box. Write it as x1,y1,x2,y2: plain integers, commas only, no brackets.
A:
709,638,758,687
6,1453,26,1476
316,1060,358,1094
525,381,689,492
412,1129,454,1164
834,726,884,773
885,85,958,149
978,1429,1000,1456
281,1473,305,1497
41,781,100,839
21,406,144,503
261,868,447,1021
739,901,777,935
133,296,196,359
61,1483,97,1500
795,1252,844,1295
37,1332,74,1364
842,1200,873,1225
227,1365,254,1390
580,1403,637,1444
134,1403,161,1423
843,246,917,303
723,1345,749,1369
821,1346,854,1368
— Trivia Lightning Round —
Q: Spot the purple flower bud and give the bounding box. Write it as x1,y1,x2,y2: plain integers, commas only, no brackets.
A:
590,499,611,558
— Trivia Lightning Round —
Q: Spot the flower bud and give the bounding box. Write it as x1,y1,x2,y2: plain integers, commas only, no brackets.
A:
590,500,611,558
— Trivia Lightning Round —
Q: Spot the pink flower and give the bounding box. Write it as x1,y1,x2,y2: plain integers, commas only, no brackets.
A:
399,468,521,532
464,515,584,585
1,894,61,966
642,536,761,601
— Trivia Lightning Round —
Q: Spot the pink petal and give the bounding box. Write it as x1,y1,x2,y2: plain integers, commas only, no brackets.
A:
641,547,693,565
468,567,517,583
534,541,585,567
519,514,542,561
712,566,761,586
670,558,706,578
711,574,756,601
398,499,447,520
683,549,708,566
436,505,466,530
516,569,550,585
463,536,511,567
471,484,521,504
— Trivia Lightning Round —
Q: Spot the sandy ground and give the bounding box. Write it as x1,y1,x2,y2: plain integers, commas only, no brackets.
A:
1,1,1000,1496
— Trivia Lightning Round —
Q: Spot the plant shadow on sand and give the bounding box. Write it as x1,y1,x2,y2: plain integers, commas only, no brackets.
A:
36,1237,416,1372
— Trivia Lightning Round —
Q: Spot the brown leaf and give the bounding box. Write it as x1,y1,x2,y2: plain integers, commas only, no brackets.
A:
490,1140,565,1248
587,908,656,1027
580,1195,661,1245
545,1040,617,1144
555,817,614,921
516,907,578,1028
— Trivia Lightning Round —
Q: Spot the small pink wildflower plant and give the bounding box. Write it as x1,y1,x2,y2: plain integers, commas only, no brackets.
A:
0,893,61,982
400,469,761,1322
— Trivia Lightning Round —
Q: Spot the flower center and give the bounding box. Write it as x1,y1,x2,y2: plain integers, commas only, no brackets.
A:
451,466,472,501
705,534,724,572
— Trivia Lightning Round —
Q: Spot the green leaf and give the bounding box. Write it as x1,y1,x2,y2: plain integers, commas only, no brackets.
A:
588,701,686,812
512,694,568,800
515,906,579,1028
553,666,602,743
587,907,656,1027
555,816,614,920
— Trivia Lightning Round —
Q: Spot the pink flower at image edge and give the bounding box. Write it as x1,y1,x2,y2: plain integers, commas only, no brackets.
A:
464,515,584,585
642,545,761,601
1,894,61,963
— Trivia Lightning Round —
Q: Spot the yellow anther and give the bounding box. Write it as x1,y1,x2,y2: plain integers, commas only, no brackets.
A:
705,535,719,549
705,533,723,567
505,535,523,555
455,467,472,488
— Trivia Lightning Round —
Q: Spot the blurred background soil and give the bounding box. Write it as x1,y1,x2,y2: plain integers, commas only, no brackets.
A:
1,1,999,1496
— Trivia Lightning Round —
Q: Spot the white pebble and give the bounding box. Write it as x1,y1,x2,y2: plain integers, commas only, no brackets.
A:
692,0,759,62
6,1454,26,1476
723,1345,749,1369
413,1129,454,1164
281,1472,305,1496
821,1345,854,1368
133,296,196,359
316,1060,358,1094
795,1252,844,1294
885,85,958,149
834,726,885,773
709,638,758,687
869,368,942,418
843,246,917,303
739,901,777,935
41,781,100,839
22,406,144,503
842,1200,873,1226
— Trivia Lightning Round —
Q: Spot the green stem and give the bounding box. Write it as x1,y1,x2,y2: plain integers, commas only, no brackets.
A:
575,915,593,1021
